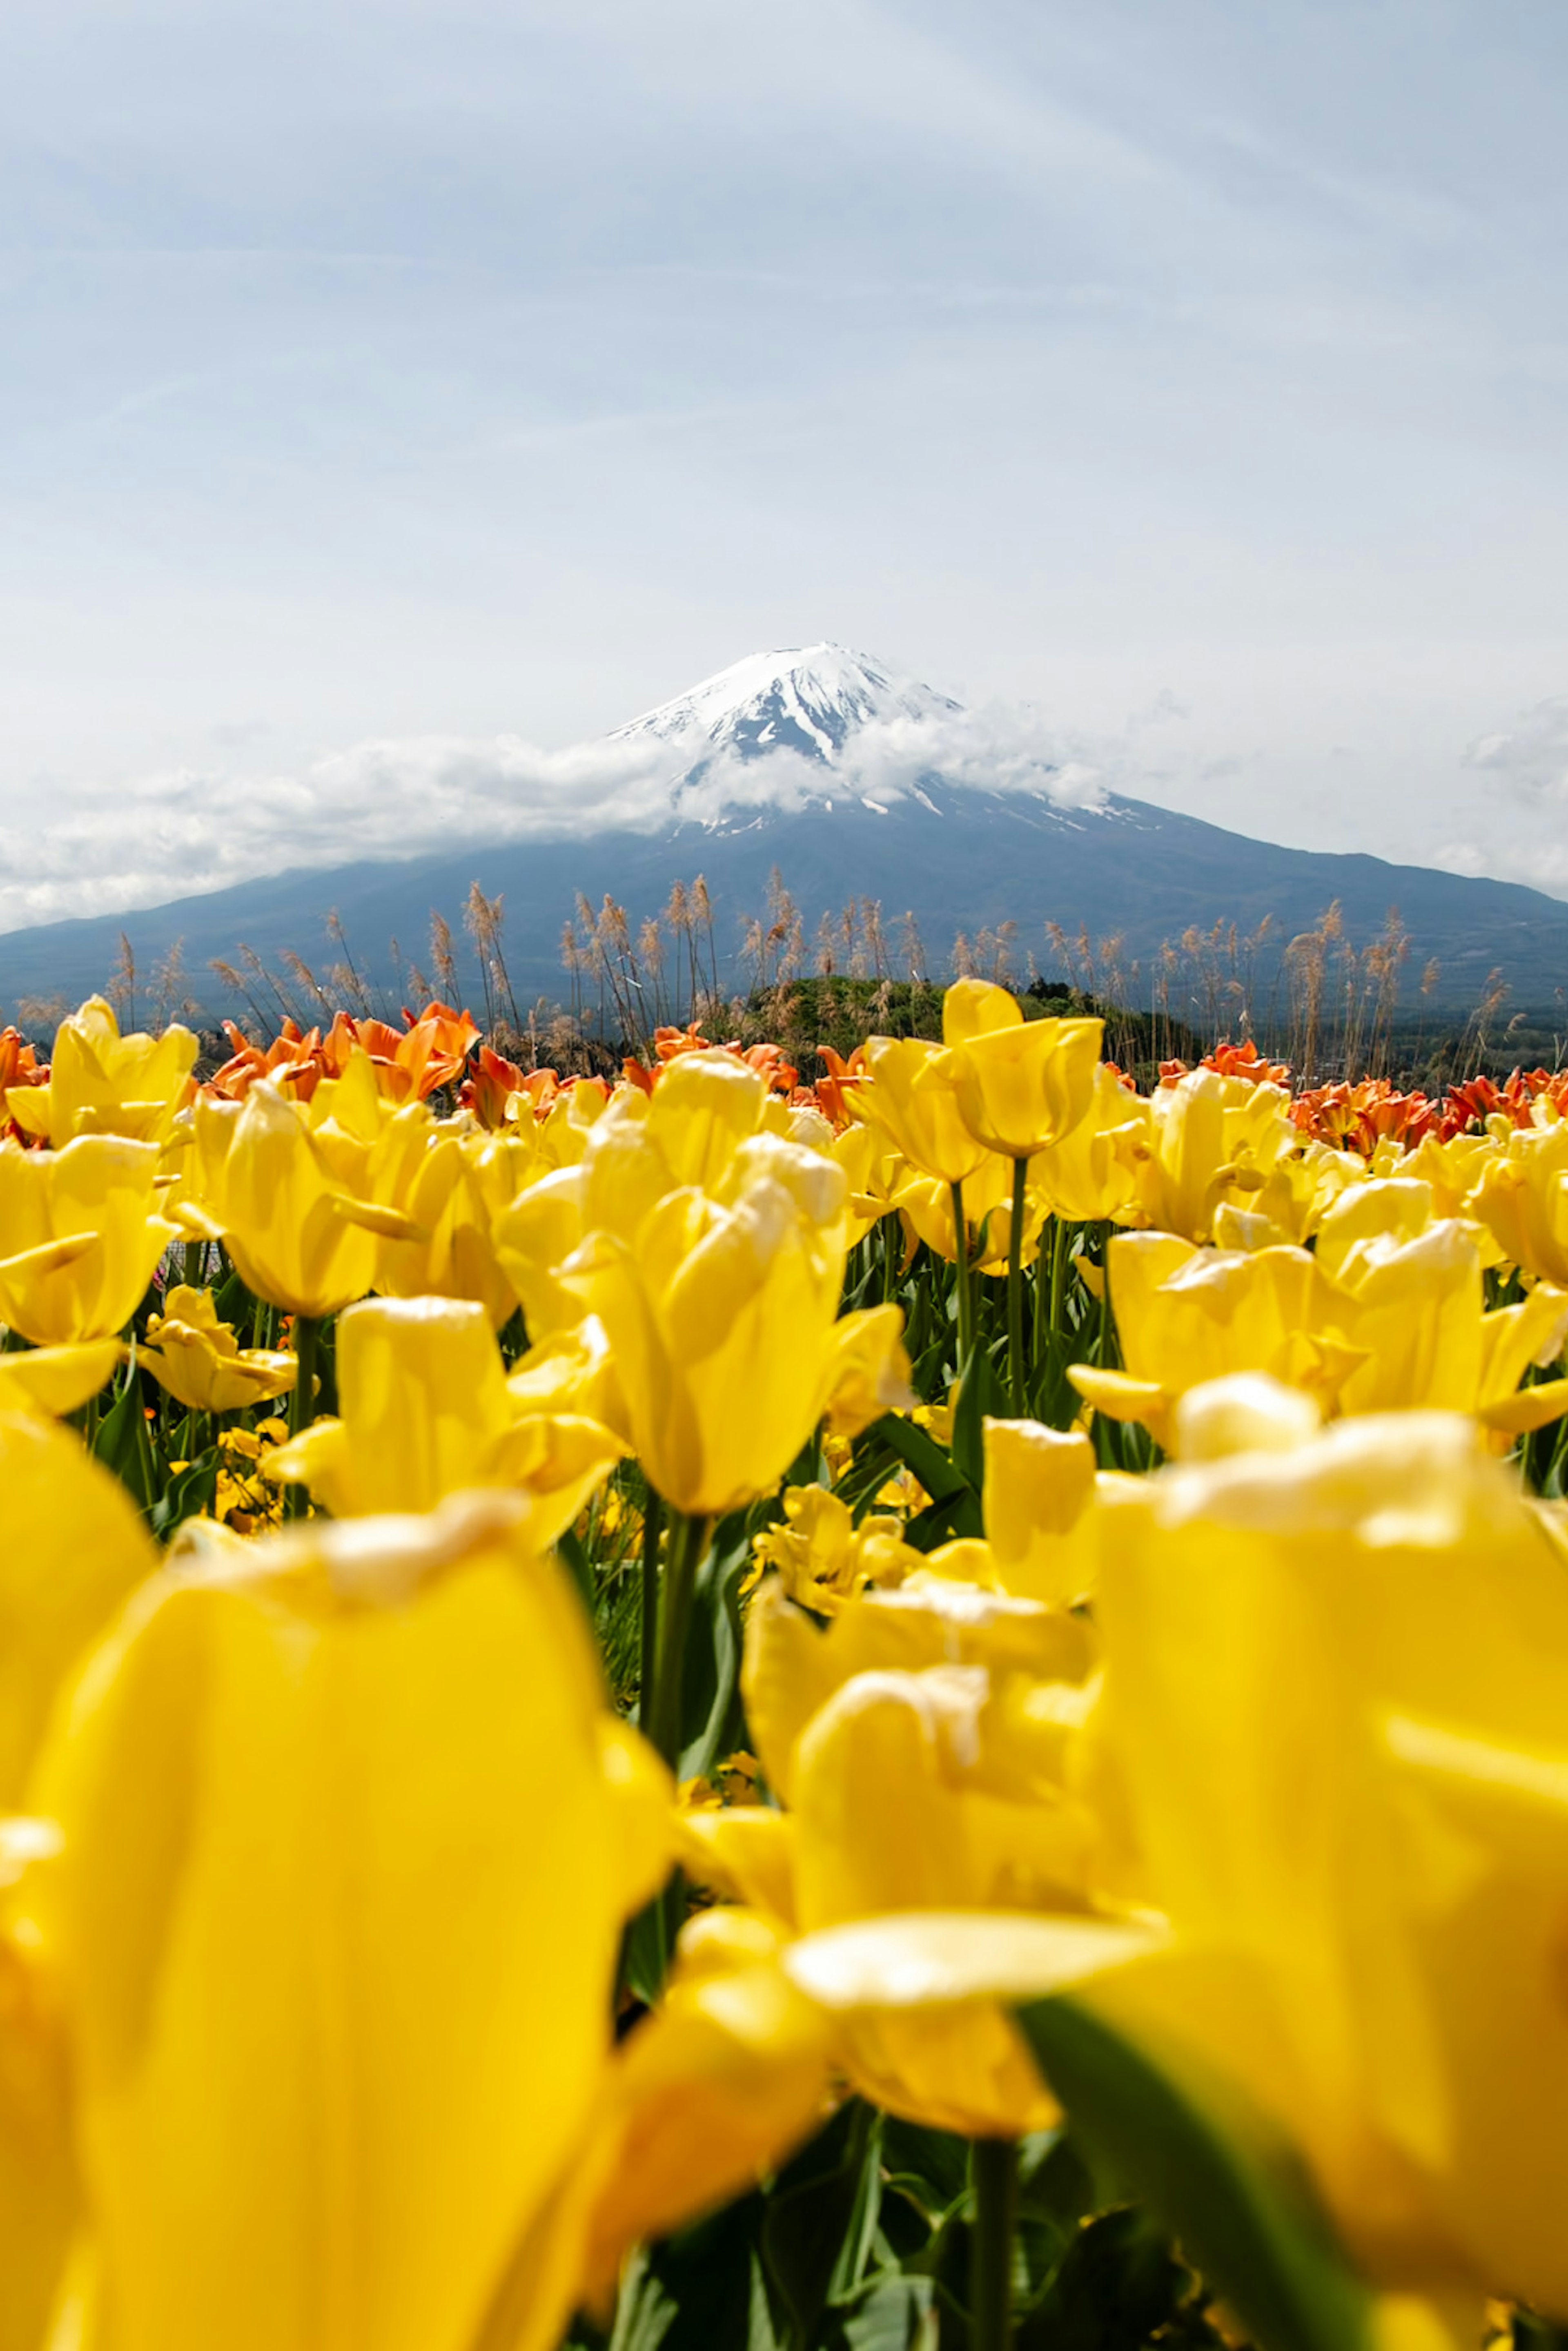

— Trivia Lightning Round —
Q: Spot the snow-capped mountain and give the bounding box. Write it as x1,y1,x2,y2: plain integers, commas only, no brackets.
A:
604,641,1113,836
608,643,961,767
5,644,1568,1016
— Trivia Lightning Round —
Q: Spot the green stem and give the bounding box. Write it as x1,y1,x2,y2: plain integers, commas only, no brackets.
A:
970,2136,1018,2351
1048,1214,1070,1348
1093,1217,1111,1366
949,1178,974,1367
647,1505,710,1774
1005,1156,1028,1415
285,1314,322,1520
639,1486,666,1733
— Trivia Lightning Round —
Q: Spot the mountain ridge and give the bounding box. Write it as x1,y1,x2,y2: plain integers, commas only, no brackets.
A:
0,646,1562,1024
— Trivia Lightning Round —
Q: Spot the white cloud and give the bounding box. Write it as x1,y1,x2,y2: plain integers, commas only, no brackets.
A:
0,697,1110,934
1435,835,1568,892
1462,696,1568,804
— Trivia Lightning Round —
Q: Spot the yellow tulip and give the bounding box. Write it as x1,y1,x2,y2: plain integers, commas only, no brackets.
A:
853,1036,994,1187
1328,1214,1568,1436
188,1079,396,1319
1241,1135,1368,1246
678,1575,1118,2142
828,1119,902,1242
891,1148,1042,1272
642,1048,775,1190
741,1573,1096,1810
491,1056,778,1346
0,1816,78,2351
1074,1203,1568,1443
577,1906,835,2307
370,1110,525,1328
1401,1128,1500,1224
0,1417,157,2349
749,1484,920,1615
0,1135,176,1345
31,1490,673,2351
557,1132,910,1516
1131,1066,1297,1242
1082,1399,1568,2313
1028,1061,1149,1223
7,996,196,1148
0,1338,123,1420
268,1296,624,1542
981,1415,1111,1606
929,978,1102,1162
0,1410,156,1806
1471,1118,1568,1286
140,1285,296,1415
1069,1231,1355,1448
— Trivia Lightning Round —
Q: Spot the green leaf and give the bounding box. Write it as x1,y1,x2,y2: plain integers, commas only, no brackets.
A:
555,1525,597,1622
762,2101,881,2344
902,1484,984,1552
822,2273,937,2351
878,2118,972,2220
610,2200,783,2351
1014,1995,1376,2351
949,1345,1007,1490
678,1519,751,1784
867,1411,969,1502
1017,2206,1223,2351
148,1447,220,1542
212,1261,252,1327
92,1357,156,1510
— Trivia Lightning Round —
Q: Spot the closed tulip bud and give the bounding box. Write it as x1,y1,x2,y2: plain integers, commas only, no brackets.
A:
0,1134,176,1345
7,995,197,1148
140,1285,296,1415
931,980,1102,1162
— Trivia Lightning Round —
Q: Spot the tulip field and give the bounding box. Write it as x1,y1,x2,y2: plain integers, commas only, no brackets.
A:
7,983,1568,2351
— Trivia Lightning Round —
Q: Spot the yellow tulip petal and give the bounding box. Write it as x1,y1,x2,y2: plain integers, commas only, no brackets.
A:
0,1338,122,1419
1478,1377,1568,1437
580,1951,833,2306
783,1910,1161,2011
0,1410,155,1806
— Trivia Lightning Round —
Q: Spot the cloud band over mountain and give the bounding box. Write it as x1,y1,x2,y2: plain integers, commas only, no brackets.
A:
0,654,1106,934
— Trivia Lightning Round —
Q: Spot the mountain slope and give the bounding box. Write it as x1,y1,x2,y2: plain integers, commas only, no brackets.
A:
0,646,1563,1023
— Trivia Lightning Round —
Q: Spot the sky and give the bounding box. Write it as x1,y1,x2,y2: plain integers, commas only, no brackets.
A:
4,0,1568,927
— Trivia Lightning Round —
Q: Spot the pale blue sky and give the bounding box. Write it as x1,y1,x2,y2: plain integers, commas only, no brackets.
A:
4,0,1568,923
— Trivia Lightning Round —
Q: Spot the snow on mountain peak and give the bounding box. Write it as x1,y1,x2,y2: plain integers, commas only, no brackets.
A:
598,641,1106,836
609,644,962,767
